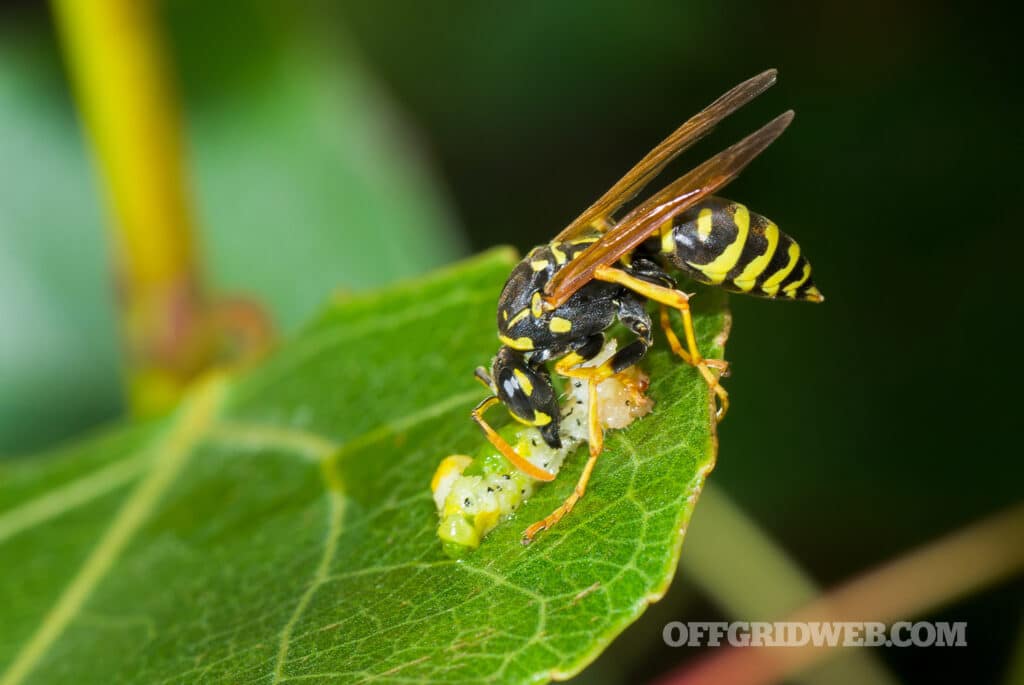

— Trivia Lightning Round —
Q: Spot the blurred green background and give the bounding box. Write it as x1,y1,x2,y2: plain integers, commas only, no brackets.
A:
1,1,1020,683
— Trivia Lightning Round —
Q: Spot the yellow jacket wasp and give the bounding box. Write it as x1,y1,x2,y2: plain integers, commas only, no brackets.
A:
468,69,823,543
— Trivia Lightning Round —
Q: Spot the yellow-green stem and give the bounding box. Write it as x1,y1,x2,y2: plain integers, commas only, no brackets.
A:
51,0,210,415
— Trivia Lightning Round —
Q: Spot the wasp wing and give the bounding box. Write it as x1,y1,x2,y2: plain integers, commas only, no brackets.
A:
553,69,778,241
543,111,794,309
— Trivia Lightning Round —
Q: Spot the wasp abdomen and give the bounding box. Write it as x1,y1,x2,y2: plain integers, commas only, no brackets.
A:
662,197,822,302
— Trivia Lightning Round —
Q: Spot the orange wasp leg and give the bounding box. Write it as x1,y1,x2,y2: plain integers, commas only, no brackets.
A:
658,305,729,374
472,396,556,482
594,265,730,421
522,352,618,543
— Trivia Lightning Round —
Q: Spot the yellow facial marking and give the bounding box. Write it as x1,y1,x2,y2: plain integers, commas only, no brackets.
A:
660,218,675,254
550,242,568,265
761,242,801,296
696,207,715,240
548,317,572,333
733,221,780,291
530,291,544,318
783,262,812,297
507,308,529,327
509,411,532,427
532,410,552,426
689,203,749,284
513,368,534,396
530,258,550,271
499,334,534,350
502,309,509,321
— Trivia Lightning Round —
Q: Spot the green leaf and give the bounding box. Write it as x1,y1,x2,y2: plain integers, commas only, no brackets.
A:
0,249,727,684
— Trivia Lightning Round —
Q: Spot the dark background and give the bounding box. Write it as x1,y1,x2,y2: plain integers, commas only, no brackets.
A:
1,1,1021,683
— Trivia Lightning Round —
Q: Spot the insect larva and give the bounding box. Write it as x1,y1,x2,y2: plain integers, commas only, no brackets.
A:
432,341,652,557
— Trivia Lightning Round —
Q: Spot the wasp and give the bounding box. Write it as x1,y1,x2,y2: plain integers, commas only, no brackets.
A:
470,70,823,543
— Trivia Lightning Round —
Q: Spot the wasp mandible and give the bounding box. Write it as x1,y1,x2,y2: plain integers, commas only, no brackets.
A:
470,70,823,542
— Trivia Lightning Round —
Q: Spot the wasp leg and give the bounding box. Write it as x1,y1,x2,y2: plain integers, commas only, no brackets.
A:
472,396,556,482
524,338,648,543
594,265,729,421
658,305,729,374
522,415,598,543
615,291,656,395
555,355,608,454
554,337,649,454
552,334,608,454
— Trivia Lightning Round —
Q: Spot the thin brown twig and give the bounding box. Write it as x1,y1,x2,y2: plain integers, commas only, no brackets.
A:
656,502,1024,685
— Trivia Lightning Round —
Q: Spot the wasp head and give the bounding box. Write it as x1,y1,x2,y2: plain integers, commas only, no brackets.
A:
480,347,562,449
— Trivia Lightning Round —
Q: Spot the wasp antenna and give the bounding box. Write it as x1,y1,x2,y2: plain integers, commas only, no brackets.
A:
474,366,494,391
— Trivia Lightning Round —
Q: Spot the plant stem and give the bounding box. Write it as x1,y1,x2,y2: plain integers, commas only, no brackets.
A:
660,502,1024,685
51,0,209,415
682,484,898,685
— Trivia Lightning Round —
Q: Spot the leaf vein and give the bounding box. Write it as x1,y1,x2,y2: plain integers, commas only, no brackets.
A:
270,489,346,683
0,456,148,545
0,377,227,685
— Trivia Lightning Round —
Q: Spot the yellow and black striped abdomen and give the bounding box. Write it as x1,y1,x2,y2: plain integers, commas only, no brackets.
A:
660,196,823,302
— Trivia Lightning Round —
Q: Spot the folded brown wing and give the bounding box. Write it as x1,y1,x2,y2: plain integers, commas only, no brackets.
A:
543,111,794,309
553,69,778,243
